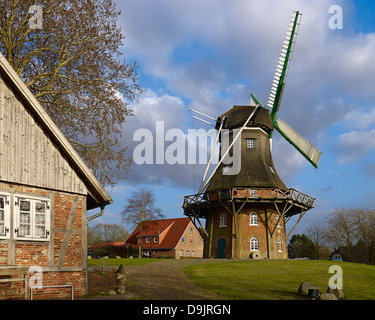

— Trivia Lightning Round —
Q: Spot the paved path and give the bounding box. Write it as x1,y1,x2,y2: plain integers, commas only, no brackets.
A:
124,259,225,300
83,259,227,300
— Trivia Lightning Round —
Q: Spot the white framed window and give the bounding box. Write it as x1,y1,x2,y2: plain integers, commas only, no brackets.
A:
278,238,282,252
154,236,158,243
219,213,227,227
250,237,258,251
146,236,150,243
180,249,183,256
190,238,193,245
186,250,190,257
192,250,195,257
0,193,10,239
276,214,281,228
246,138,255,149
250,189,257,198
249,212,258,226
14,195,50,241
181,237,185,244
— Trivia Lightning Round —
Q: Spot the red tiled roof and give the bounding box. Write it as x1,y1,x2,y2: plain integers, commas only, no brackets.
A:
88,242,125,249
125,218,191,250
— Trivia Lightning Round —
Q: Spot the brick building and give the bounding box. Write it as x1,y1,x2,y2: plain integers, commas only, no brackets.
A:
0,52,112,299
125,218,204,259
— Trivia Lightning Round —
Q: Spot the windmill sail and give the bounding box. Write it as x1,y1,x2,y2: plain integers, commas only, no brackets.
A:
274,118,322,169
267,11,302,121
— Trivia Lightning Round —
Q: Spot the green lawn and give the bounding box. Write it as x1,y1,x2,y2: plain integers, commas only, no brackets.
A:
184,260,375,300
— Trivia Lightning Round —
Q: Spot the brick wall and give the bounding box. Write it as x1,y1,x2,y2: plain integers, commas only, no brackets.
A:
174,221,204,259
0,183,87,299
205,203,288,259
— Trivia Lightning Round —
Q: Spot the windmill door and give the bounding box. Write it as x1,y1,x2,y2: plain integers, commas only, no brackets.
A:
217,238,226,258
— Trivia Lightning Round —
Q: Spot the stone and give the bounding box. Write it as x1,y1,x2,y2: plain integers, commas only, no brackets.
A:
116,256,121,259
327,288,344,299
298,282,320,296
319,293,338,300
117,264,125,274
117,288,125,295
107,290,117,295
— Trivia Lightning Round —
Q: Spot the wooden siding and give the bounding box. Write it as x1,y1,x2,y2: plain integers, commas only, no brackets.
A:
0,77,87,195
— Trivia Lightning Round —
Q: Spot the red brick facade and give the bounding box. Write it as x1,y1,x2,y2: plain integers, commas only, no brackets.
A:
204,203,288,259
0,183,87,299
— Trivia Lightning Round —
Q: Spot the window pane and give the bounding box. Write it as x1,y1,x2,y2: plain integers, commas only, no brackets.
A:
20,212,30,223
0,210,4,222
35,202,46,213
0,198,4,209
246,139,255,149
20,200,31,212
20,224,30,236
0,223,4,234
35,214,45,225
35,226,45,237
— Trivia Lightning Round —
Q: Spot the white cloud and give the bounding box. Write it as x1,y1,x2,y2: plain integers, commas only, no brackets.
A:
336,129,375,164
114,0,375,188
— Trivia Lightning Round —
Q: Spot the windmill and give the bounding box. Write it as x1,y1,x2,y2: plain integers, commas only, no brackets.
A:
183,11,322,259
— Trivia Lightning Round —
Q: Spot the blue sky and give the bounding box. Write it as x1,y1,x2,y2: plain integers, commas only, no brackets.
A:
90,0,375,237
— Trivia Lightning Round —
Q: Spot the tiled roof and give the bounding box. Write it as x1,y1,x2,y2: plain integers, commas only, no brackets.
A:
88,242,125,249
125,218,191,250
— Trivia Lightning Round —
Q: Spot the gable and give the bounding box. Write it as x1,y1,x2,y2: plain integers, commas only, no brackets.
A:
0,76,87,195
0,53,111,209
125,218,192,249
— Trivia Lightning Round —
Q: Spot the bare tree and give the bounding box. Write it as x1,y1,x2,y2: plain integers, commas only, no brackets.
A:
353,209,375,264
0,0,142,186
325,207,358,261
306,223,326,260
121,189,163,257
88,223,129,245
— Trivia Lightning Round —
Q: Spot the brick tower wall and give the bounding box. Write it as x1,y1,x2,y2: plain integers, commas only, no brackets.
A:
204,203,288,260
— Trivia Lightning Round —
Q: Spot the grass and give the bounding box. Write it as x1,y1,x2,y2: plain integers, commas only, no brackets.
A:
184,260,375,300
88,257,159,267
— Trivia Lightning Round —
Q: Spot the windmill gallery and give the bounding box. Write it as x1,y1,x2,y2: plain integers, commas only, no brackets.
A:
133,11,323,260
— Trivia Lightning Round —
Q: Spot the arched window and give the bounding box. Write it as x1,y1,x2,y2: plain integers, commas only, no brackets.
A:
249,212,258,226
276,214,281,228
250,237,258,251
278,238,282,252
219,213,227,227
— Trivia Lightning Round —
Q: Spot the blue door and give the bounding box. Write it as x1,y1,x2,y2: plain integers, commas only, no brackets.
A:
217,238,226,258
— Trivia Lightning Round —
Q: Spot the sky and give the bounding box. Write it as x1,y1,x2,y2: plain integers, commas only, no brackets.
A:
90,0,375,237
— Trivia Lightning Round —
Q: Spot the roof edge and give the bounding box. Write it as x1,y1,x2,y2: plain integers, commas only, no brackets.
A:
0,53,112,208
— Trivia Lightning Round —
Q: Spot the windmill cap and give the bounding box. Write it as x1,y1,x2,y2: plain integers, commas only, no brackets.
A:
217,105,274,133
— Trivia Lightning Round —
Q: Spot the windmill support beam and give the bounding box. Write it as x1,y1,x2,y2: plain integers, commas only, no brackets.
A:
286,209,308,238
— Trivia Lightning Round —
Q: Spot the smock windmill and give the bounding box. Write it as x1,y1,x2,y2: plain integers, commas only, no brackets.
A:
183,11,322,259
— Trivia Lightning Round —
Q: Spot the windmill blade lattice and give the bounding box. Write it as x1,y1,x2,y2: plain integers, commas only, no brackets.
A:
274,118,323,169
267,11,302,120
